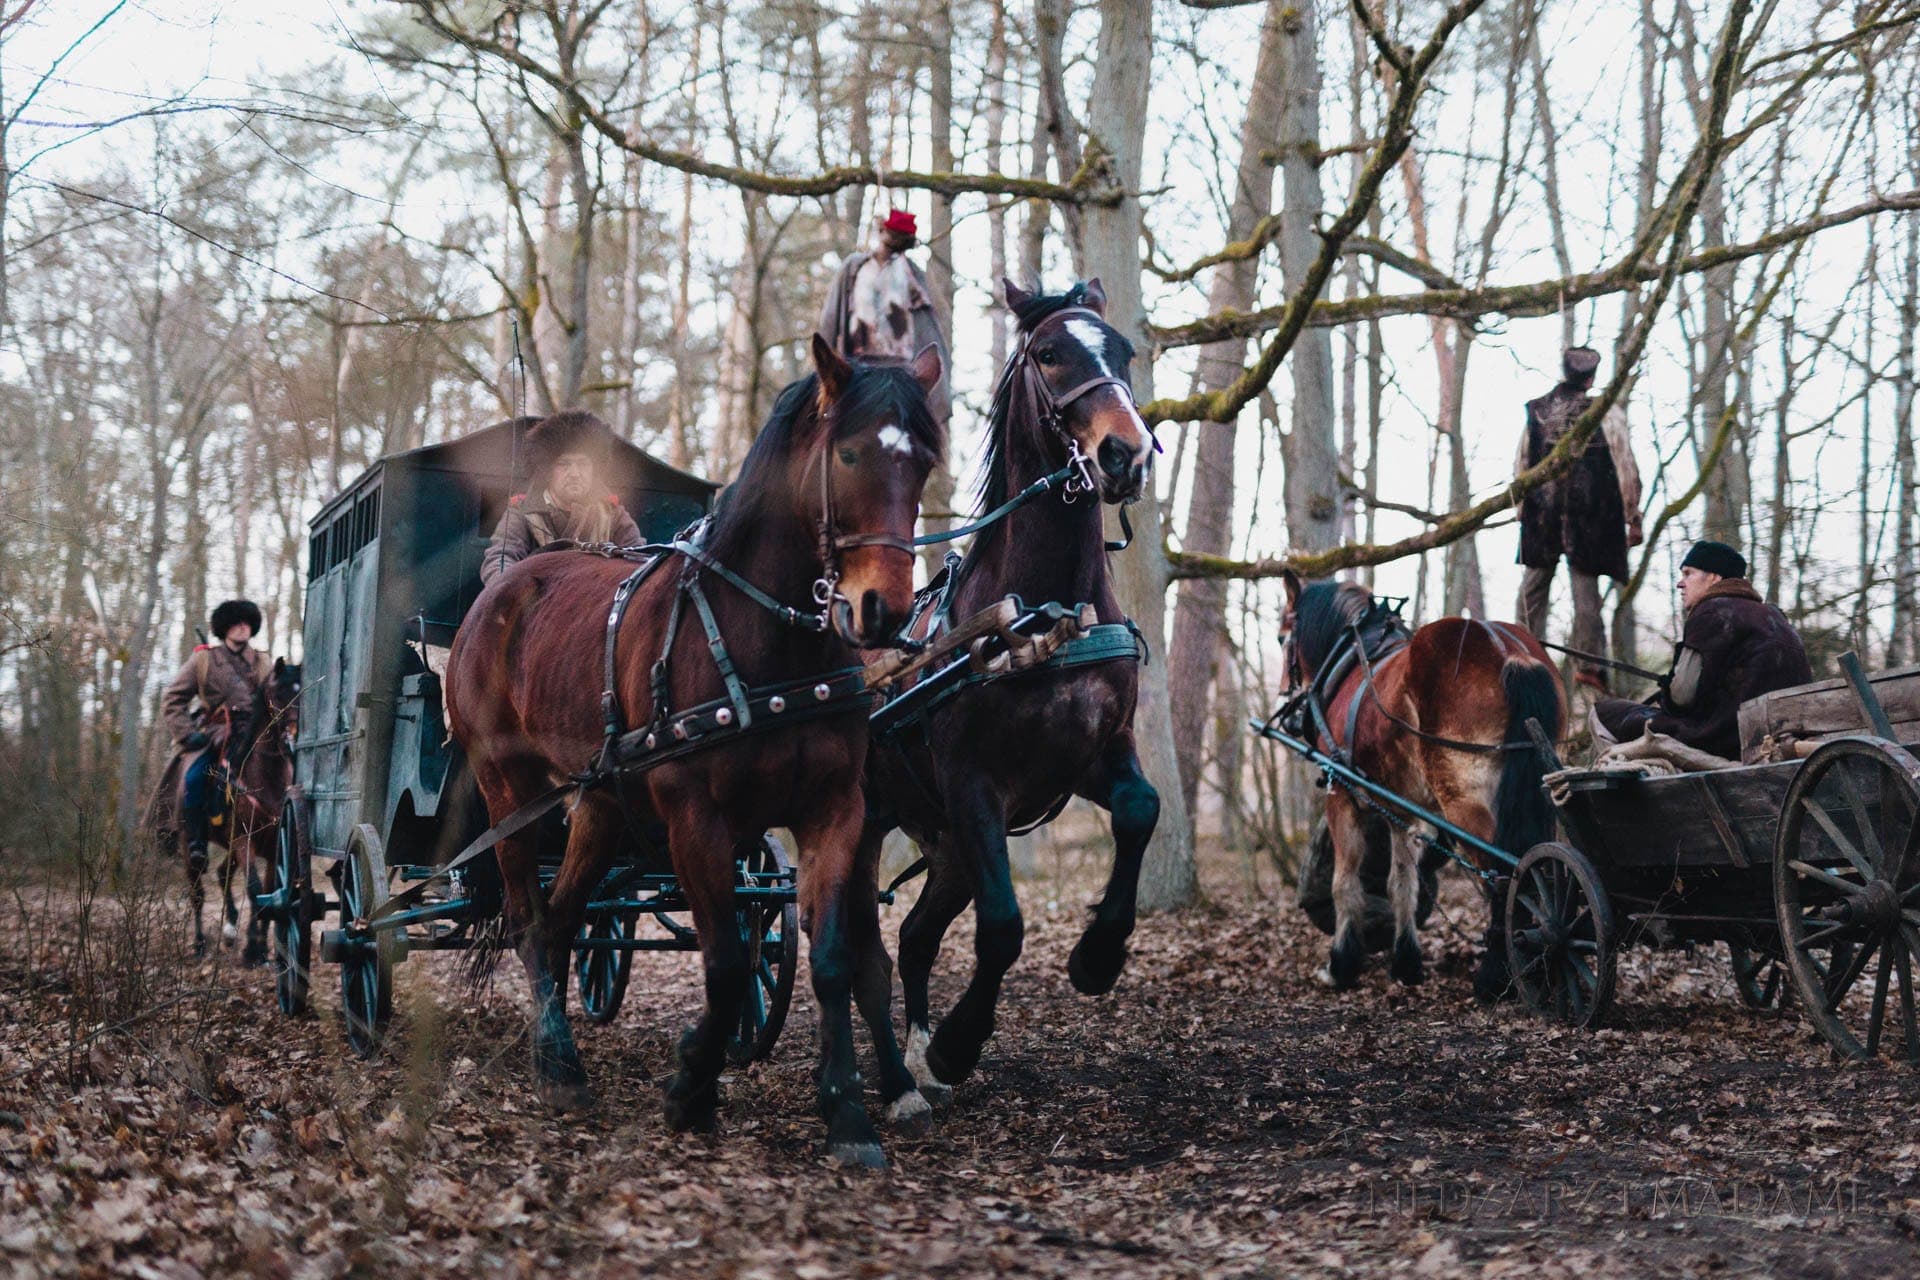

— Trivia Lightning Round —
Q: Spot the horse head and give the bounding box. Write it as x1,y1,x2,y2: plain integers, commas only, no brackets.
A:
805,335,945,647
1280,570,1377,692
1002,278,1155,503
265,658,302,750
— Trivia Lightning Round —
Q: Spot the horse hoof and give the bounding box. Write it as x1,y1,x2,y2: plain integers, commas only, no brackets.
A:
539,1080,597,1114
917,1078,953,1110
923,1031,980,1090
192,938,208,960
1327,936,1365,990
828,1138,888,1170
1067,932,1127,997
222,922,239,945
662,1085,717,1134
886,1090,933,1136
1390,935,1425,987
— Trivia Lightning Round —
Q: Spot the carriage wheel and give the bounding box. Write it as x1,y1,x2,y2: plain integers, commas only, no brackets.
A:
339,824,397,1059
574,910,635,1025
1506,842,1616,1030
1728,944,1786,1011
271,793,313,1017
727,835,799,1065
1773,737,1920,1063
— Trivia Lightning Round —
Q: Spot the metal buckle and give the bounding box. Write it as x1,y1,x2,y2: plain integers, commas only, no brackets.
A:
1062,437,1098,502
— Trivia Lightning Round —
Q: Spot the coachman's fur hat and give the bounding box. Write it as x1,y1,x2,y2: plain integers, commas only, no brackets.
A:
210,599,262,639
525,410,616,474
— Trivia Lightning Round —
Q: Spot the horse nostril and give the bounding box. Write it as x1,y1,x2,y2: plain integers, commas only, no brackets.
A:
1098,436,1132,479
861,590,886,638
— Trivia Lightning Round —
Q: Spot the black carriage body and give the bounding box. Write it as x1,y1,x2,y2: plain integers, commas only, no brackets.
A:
1547,761,1804,950
295,418,715,865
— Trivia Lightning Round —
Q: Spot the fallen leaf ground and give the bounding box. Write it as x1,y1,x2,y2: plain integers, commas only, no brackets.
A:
4,845,1920,1279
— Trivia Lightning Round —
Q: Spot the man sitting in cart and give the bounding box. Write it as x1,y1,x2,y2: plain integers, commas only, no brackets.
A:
1592,540,1812,761
157,599,276,873
482,410,643,583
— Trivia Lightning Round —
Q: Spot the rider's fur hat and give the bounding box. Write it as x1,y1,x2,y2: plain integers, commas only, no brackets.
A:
210,599,262,639
525,410,616,475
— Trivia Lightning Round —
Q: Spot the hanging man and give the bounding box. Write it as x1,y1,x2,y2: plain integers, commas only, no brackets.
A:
1592,540,1812,761
816,207,950,430
1515,346,1644,693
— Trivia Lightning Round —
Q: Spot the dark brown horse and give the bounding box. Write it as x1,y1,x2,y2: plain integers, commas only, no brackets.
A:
149,660,301,960
1278,573,1563,996
224,661,301,967
446,339,942,1166
852,280,1158,1115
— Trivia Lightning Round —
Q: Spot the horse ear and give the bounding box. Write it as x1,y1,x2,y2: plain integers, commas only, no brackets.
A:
1080,278,1108,317
274,657,285,674
909,343,943,396
1003,278,1032,312
812,333,852,403
1280,567,1303,609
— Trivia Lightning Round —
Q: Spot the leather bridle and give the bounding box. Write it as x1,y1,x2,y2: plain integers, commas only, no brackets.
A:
1009,306,1143,501
807,408,921,618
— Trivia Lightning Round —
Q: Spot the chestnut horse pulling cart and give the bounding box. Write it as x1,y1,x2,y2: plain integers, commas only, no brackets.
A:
1257,601,1920,1064
252,419,808,1061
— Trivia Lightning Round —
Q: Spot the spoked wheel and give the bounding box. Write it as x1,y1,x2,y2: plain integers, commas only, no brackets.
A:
271,792,313,1017
1774,737,1920,1062
1729,943,1786,1011
728,835,800,1065
574,910,635,1025
1507,842,1617,1030
339,824,397,1058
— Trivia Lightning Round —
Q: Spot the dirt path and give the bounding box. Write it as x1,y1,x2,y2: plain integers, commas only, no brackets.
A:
4,866,1919,1278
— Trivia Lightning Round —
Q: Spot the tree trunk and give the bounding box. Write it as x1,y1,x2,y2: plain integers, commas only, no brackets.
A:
1083,0,1195,911
1167,0,1286,820
922,0,957,565
1035,0,1085,276
1276,0,1339,555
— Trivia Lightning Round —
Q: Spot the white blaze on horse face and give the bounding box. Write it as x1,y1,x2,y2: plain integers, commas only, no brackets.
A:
1065,317,1151,439
1064,318,1114,378
876,424,914,457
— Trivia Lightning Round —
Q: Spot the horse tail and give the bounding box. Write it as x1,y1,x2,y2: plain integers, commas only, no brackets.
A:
1493,655,1561,858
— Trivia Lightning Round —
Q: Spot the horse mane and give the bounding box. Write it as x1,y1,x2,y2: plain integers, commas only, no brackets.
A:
705,361,944,563
974,282,1135,515
1292,579,1376,673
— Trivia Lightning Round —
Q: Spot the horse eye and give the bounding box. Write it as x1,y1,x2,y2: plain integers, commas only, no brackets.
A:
838,447,859,466
1035,346,1058,365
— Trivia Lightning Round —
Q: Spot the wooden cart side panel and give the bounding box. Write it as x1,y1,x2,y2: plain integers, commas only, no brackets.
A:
1739,664,1920,761
1552,760,1802,870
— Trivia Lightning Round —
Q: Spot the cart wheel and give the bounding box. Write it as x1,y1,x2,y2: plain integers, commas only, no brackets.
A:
339,824,396,1058
1506,842,1616,1030
1728,944,1785,1011
272,791,313,1017
1773,737,1920,1062
728,835,799,1065
574,910,635,1025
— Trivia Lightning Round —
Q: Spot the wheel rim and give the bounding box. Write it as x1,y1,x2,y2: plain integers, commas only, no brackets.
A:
575,911,633,1024
339,828,392,1058
272,805,311,1017
1729,944,1784,1010
728,837,798,1064
1774,738,1920,1062
1507,843,1614,1029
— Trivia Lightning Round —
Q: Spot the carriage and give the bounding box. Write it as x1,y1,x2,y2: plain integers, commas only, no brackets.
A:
254,419,802,1062
1258,652,1920,1063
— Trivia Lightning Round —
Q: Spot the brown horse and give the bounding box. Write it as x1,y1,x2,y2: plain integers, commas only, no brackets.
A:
852,280,1158,1114
446,339,942,1166
1278,573,1563,997
148,660,301,960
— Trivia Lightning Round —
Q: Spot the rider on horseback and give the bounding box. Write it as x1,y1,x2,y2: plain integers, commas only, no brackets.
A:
160,599,274,874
